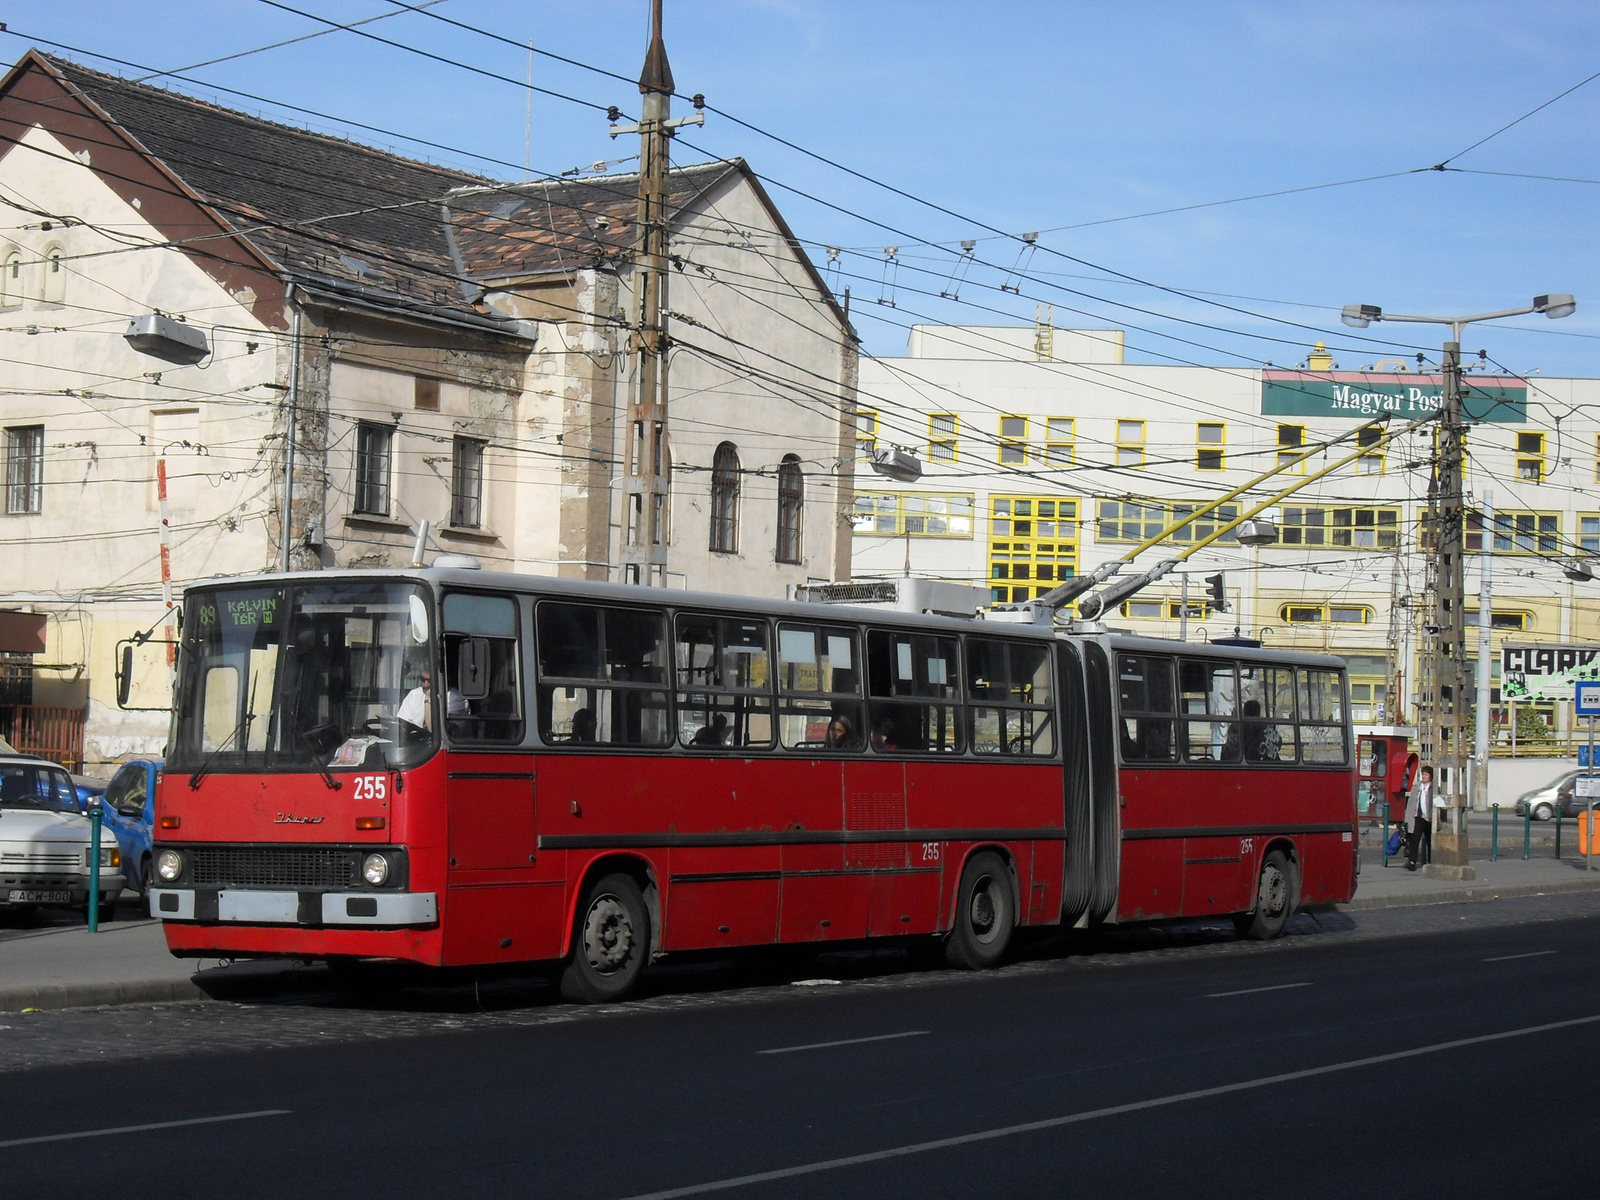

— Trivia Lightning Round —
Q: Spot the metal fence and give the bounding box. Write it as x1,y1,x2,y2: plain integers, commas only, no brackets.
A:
0,705,87,772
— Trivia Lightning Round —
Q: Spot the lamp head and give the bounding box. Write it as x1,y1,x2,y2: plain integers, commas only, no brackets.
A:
1534,294,1576,320
1565,559,1595,583
1341,303,1381,329
1236,518,1279,547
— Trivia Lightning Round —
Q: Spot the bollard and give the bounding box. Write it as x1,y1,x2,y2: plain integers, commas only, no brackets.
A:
1524,804,1532,862
1589,801,1595,872
1556,804,1562,860
87,797,101,933
1491,806,1499,862
1382,800,1391,868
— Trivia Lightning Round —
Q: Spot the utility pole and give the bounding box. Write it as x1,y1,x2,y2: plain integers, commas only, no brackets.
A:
1475,488,1495,812
613,0,702,586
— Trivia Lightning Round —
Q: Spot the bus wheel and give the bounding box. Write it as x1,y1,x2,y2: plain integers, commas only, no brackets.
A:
945,852,1013,970
560,873,649,1004
1240,850,1295,940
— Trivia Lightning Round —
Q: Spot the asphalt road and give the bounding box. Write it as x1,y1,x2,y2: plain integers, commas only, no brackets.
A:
3,895,1597,1199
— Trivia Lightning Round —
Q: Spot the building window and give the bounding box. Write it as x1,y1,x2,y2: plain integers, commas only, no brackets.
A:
852,492,974,537
1580,514,1600,553
1279,506,1400,549
1357,423,1384,474
1464,610,1532,631
1044,418,1075,465
1516,431,1545,482
1593,435,1600,484
775,454,803,564
855,409,877,455
709,441,740,553
353,422,392,516
1343,653,1389,724
414,377,440,412
998,415,1028,464
1115,420,1145,467
928,414,958,462
1449,509,1560,554
1281,604,1374,625
1196,423,1225,470
40,246,64,305
450,436,485,528
1277,424,1306,472
1118,598,1215,620
0,249,20,308
989,496,1079,604
1096,499,1240,546
5,425,44,515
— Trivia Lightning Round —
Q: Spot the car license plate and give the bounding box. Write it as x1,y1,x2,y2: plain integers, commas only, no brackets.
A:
7,889,73,904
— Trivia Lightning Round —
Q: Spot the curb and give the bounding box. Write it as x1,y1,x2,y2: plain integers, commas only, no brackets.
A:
1335,874,1600,912
0,977,205,1014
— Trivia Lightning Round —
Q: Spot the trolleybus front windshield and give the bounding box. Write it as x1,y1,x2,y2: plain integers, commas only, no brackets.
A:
171,582,437,774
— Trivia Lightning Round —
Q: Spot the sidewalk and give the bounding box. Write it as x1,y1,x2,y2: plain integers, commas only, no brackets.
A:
6,848,1600,1013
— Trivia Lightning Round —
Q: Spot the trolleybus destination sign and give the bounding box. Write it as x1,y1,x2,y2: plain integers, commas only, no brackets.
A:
1261,370,1527,423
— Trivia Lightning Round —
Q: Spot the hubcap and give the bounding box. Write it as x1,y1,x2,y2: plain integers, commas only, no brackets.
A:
581,894,634,975
969,875,1001,944
1261,864,1287,917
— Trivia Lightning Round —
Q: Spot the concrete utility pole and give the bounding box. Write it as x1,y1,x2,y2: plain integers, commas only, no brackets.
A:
1342,295,1576,878
1476,488,1495,812
614,0,702,586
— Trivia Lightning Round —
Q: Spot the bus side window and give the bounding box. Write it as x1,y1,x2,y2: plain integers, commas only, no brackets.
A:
866,630,961,753
776,624,863,751
674,615,774,750
1116,654,1176,762
1239,665,1297,763
535,602,670,747
1180,659,1239,763
1298,668,1348,763
441,593,525,744
967,637,1056,757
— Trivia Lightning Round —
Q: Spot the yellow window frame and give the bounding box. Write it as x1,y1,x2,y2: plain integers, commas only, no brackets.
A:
1114,418,1145,468
1277,423,1307,473
851,491,975,538
928,413,959,463
988,494,1080,604
1044,417,1075,466
1196,422,1225,471
998,414,1028,465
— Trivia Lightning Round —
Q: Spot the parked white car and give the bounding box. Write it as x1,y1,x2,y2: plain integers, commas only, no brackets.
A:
0,755,124,920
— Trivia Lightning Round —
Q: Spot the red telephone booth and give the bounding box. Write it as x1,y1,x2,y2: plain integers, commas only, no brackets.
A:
1356,727,1416,823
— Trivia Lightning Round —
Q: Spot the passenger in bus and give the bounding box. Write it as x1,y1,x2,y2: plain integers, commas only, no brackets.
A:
870,716,897,752
824,715,854,748
1242,699,1281,762
570,708,596,743
692,713,730,747
397,671,432,733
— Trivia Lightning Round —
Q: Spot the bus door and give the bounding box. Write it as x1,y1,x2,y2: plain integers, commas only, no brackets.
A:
438,592,561,965
1112,652,1184,920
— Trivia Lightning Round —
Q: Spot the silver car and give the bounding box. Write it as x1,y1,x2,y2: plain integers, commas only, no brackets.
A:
0,756,124,919
1512,769,1597,821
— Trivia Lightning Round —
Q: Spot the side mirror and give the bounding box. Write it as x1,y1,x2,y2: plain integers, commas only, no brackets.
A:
117,644,134,707
457,638,490,700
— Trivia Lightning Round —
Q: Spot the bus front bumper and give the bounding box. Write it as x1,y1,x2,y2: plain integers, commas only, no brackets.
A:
149,888,437,927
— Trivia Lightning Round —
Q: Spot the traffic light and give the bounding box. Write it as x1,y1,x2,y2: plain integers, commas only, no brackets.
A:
1204,573,1229,613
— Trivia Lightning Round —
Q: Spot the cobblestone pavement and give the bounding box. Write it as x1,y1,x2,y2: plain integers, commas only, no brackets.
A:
5,889,1599,1076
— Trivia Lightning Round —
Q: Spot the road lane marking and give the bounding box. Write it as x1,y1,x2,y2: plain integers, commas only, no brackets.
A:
1205,982,1312,998
621,1012,1600,1199
1483,950,1557,963
759,1030,929,1055
0,1109,291,1149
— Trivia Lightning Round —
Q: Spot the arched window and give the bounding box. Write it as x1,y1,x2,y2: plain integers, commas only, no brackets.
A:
41,245,65,305
709,441,740,554
775,454,803,563
0,250,20,308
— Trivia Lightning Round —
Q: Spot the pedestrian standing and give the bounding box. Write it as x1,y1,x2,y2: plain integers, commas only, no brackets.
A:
1405,764,1435,870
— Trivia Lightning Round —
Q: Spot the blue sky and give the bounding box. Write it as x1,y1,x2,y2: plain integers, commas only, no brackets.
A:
6,1,1596,375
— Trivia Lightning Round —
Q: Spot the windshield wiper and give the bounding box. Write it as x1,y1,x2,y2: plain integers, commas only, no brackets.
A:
187,710,255,791
287,713,343,791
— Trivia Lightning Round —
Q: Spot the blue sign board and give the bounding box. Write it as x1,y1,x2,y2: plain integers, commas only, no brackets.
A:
1576,681,1600,716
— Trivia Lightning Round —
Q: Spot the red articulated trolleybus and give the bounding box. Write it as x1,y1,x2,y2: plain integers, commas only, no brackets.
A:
150,567,1358,1001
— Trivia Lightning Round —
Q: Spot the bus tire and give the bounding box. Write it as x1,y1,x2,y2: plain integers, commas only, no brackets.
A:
945,852,1013,970
1240,850,1295,941
560,872,650,1004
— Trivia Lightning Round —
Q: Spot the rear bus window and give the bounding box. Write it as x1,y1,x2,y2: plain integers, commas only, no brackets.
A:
1298,668,1348,763
535,602,670,747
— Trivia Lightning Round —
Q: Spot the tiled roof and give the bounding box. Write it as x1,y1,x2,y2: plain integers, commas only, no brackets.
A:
36,54,767,328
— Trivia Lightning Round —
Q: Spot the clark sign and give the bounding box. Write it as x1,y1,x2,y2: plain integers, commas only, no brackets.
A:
1261,370,1526,423
1501,643,1600,703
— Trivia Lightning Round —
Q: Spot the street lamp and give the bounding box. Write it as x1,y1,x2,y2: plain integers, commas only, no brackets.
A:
1340,293,1576,878
868,445,923,483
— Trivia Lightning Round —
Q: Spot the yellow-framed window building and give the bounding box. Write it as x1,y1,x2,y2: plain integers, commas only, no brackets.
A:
1280,603,1375,625
998,415,1028,464
855,409,878,455
1095,498,1241,546
1196,422,1225,470
1356,423,1385,474
1277,423,1307,472
1516,431,1545,481
1580,513,1600,553
852,491,975,537
1278,505,1401,549
928,413,958,462
1044,417,1075,465
989,495,1080,604
1114,419,1145,467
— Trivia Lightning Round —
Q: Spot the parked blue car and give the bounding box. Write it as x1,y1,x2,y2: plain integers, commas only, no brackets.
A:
101,759,162,905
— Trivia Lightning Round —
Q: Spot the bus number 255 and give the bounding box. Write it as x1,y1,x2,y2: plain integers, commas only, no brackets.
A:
352,775,387,801
921,842,941,862
1239,837,1255,856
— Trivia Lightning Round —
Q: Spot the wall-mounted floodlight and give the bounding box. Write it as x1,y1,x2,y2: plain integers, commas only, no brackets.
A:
1564,559,1595,583
124,313,209,365
1535,294,1577,319
869,445,923,483
1341,303,1381,329
1236,518,1279,547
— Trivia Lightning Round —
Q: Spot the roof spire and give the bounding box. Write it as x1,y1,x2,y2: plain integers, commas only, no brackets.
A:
638,0,674,95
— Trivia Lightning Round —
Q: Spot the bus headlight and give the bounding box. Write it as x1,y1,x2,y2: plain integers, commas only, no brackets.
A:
156,849,185,882
362,853,390,886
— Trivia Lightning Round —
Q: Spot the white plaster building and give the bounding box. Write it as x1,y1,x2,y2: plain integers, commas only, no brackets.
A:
0,51,857,770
